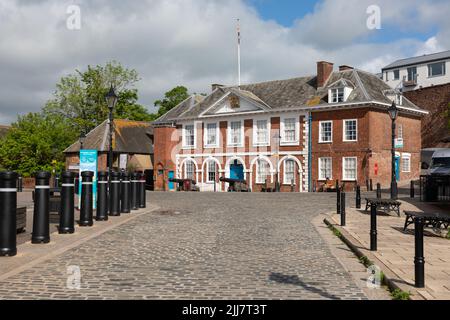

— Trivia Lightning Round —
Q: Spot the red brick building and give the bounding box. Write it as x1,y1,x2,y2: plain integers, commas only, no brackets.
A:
153,62,427,192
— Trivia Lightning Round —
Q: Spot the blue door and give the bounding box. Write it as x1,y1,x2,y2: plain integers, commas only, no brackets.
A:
395,157,400,181
168,171,175,191
230,162,244,180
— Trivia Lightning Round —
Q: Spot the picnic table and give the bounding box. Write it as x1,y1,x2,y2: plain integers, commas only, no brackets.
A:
365,198,402,217
403,211,450,232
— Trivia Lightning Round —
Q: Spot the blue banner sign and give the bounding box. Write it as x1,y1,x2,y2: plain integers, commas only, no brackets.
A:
79,150,98,209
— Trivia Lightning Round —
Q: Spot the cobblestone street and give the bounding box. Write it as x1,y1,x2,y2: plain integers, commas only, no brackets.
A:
0,193,368,300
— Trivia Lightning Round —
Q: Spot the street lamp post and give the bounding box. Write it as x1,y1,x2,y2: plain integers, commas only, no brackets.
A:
388,101,399,200
79,131,86,151
105,85,118,214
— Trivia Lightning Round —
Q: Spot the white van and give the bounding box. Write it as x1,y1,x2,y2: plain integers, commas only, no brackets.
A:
427,149,450,176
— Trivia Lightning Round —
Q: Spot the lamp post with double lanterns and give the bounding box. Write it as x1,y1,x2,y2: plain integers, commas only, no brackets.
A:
388,101,399,200
105,85,118,213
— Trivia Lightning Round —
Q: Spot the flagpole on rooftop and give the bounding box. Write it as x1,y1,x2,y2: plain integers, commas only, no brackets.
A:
237,18,241,89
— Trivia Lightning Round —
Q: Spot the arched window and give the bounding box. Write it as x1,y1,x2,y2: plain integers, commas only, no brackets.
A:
284,159,296,185
185,160,195,180
256,159,270,184
207,160,216,183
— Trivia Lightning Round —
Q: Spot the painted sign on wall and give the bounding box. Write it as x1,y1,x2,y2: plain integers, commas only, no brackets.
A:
79,150,98,209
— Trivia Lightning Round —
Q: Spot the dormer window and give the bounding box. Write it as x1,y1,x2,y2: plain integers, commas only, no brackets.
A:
331,88,345,103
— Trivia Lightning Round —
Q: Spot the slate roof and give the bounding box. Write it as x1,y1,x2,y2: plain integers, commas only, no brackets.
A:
153,69,425,124
64,120,153,154
382,50,450,71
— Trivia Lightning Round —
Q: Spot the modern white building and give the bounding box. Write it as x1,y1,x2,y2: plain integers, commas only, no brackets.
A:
382,50,450,92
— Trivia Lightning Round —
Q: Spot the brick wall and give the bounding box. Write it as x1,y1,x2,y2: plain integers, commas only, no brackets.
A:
404,83,450,148
153,126,179,191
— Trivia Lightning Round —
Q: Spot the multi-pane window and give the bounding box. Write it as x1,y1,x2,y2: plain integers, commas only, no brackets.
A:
256,160,270,184
319,121,333,143
407,67,417,82
284,160,295,185
393,70,400,80
229,121,242,146
402,155,411,173
331,88,345,103
184,125,195,147
256,120,269,145
344,120,357,142
343,157,357,181
428,62,446,77
398,124,404,141
319,158,332,181
206,123,217,147
185,161,195,180
284,118,297,143
207,161,216,183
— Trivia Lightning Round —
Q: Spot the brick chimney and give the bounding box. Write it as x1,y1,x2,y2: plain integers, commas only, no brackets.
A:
317,61,334,88
339,65,354,72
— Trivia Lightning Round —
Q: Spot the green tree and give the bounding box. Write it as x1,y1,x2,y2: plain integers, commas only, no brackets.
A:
44,61,152,133
153,86,190,120
0,113,78,177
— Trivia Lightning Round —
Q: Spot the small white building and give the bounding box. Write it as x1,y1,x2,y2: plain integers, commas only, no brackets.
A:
382,50,450,92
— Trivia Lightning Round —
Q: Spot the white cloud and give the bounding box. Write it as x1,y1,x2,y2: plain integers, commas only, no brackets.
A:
0,0,449,124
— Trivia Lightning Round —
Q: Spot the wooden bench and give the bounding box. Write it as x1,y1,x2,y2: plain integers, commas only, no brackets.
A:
365,198,402,217
16,207,27,234
404,211,450,232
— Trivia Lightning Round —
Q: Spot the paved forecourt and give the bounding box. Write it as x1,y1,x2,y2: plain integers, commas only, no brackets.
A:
0,193,367,300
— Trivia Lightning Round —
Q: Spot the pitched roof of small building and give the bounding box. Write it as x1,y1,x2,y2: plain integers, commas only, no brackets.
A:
382,50,450,71
0,125,10,139
64,120,153,154
154,69,425,124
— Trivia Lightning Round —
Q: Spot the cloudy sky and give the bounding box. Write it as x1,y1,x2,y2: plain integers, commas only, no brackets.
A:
1,0,449,125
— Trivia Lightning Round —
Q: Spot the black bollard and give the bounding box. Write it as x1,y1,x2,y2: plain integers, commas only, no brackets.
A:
121,172,131,214
410,181,415,199
32,171,51,244
336,182,341,215
414,217,425,288
75,177,80,195
131,172,139,211
139,172,146,209
17,175,23,193
356,185,361,209
0,172,19,257
366,179,370,191
96,172,109,221
79,171,94,227
376,183,382,199
54,174,60,188
341,192,346,227
109,171,121,217
370,179,373,192
370,203,377,251
59,171,76,234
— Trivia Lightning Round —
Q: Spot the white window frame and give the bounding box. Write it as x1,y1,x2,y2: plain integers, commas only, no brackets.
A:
329,88,345,103
343,119,358,142
182,124,196,149
319,121,333,143
227,120,244,147
256,159,271,184
393,70,400,80
206,160,217,183
283,159,296,185
402,153,411,173
204,122,219,148
252,118,271,147
280,116,300,146
318,157,332,181
184,160,196,180
342,157,358,181
397,124,404,145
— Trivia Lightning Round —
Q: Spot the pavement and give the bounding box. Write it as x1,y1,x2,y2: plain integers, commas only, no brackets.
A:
325,193,450,300
0,192,377,300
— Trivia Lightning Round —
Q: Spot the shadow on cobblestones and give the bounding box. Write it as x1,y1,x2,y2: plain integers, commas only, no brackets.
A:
269,273,340,300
